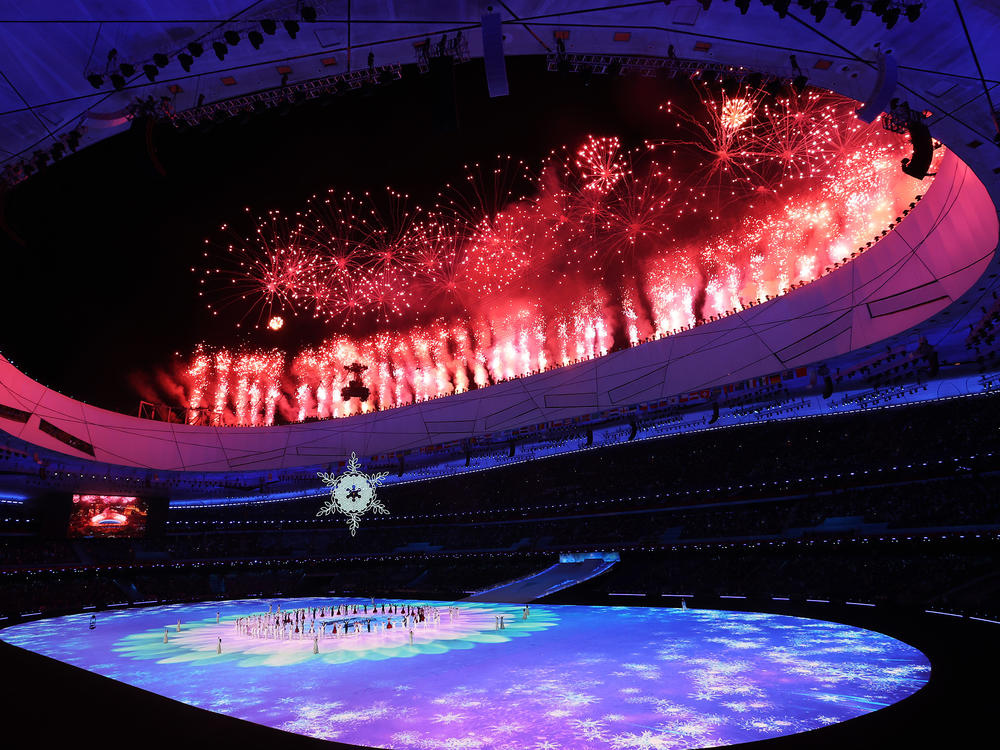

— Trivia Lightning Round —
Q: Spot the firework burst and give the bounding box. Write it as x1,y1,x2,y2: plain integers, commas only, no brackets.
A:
188,84,925,425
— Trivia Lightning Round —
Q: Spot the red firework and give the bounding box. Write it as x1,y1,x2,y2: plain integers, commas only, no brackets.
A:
190,86,920,424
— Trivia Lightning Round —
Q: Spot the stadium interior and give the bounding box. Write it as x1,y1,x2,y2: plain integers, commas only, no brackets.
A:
1,2,999,749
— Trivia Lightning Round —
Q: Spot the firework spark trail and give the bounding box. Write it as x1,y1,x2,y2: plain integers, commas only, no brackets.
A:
185,86,927,425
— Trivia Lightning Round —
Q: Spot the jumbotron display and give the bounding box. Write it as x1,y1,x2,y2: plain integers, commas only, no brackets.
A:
187,84,927,426
67,494,147,537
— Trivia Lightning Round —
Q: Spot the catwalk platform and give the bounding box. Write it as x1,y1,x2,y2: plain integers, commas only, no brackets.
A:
0,597,928,749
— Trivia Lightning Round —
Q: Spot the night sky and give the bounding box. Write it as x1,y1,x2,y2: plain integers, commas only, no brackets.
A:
0,56,676,414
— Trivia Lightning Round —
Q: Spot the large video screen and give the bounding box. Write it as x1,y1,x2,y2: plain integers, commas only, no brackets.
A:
68,495,147,537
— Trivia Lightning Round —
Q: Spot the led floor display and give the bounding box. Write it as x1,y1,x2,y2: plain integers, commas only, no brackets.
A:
1,599,928,748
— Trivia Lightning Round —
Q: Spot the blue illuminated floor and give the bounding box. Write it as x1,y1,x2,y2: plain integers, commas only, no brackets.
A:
1,599,928,749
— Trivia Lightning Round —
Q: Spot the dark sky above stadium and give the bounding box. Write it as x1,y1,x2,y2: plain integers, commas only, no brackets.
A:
0,56,674,413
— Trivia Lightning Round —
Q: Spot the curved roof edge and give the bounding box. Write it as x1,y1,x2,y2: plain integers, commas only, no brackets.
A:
0,150,994,471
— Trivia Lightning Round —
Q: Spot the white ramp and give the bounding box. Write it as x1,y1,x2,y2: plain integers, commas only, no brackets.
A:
464,552,619,603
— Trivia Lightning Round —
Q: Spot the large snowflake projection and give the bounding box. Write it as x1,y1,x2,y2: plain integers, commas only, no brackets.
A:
316,452,389,535
1,600,928,749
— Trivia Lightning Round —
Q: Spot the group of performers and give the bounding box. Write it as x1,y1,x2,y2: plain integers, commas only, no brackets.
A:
232,601,463,642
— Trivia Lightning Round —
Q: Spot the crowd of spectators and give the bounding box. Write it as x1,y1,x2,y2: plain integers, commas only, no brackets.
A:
1,394,998,617
561,538,998,615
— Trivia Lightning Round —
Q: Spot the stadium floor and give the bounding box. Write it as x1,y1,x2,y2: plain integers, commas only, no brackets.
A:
0,597,937,749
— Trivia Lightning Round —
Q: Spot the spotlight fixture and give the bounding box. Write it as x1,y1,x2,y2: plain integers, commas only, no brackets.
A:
153,52,169,68
224,30,240,46
810,0,828,20
120,62,136,77
792,74,808,92
284,20,300,38
883,7,900,27
773,0,790,17
871,0,889,12
697,0,711,10
143,64,158,82
86,73,103,88
110,73,126,89
248,30,264,49
834,0,851,10
845,3,863,24
735,0,750,13
905,3,921,21
178,52,194,72
300,5,317,22
187,41,204,57
797,0,814,7
261,19,277,35
213,41,227,61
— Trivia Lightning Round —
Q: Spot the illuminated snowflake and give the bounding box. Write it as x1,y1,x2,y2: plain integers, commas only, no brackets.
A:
316,452,389,535
609,729,676,749
560,691,599,706
488,722,524,735
432,712,467,724
569,717,609,740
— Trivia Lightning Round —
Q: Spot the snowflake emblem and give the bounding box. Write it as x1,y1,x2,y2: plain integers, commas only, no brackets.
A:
316,452,389,535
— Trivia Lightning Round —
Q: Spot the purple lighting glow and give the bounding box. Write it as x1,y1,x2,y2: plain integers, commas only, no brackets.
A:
1,598,929,748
